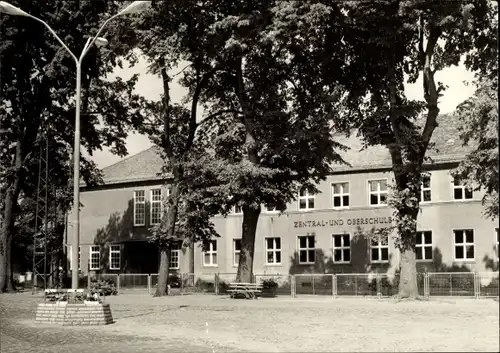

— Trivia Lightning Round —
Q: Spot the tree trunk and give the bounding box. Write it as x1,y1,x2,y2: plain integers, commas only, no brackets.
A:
154,183,181,296
0,184,20,293
397,222,419,298
155,245,170,296
236,205,260,283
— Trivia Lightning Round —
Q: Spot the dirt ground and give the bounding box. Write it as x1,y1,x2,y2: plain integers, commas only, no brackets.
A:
1,293,498,352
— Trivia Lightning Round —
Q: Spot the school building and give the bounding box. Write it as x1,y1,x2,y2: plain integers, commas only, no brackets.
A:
67,115,499,278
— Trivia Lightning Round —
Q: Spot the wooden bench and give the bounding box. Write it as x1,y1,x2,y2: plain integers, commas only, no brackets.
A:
227,282,263,299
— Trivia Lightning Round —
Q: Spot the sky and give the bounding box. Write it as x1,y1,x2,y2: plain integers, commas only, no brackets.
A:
88,56,477,169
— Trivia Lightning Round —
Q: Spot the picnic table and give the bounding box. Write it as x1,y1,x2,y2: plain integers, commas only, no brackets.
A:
227,282,263,299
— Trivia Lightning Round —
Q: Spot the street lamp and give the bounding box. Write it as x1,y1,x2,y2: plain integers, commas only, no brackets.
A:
0,1,151,291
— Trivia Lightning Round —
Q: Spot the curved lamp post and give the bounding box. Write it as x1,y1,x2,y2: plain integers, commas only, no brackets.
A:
0,1,150,290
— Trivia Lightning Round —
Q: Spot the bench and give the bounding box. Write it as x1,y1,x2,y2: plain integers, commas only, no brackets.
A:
227,282,263,299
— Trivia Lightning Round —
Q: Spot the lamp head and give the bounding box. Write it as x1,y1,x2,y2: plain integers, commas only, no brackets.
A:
95,37,109,48
0,1,29,16
117,1,151,16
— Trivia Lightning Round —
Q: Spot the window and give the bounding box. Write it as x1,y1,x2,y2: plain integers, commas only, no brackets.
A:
232,205,243,214
170,244,181,269
233,239,241,266
454,229,475,260
109,245,121,270
332,234,351,263
419,174,432,203
332,182,349,208
134,190,146,226
416,231,432,261
150,189,162,225
370,234,389,263
298,235,315,264
453,178,473,200
89,245,100,270
202,240,217,267
68,246,81,271
264,205,278,213
298,187,315,210
369,179,388,206
265,237,281,265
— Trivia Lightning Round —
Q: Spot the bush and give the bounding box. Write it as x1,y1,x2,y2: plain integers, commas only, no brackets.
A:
195,279,215,292
90,278,117,296
168,273,181,288
261,278,279,290
218,281,230,294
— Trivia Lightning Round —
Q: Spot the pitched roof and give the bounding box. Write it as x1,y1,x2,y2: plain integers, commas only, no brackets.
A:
99,114,468,185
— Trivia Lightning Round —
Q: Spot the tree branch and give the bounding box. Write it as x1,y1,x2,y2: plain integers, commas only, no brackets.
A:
197,109,243,127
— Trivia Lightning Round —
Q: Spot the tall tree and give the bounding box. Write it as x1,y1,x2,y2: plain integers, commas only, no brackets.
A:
180,0,348,282
0,0,145,292
133,0,224,296
453,76,498,220
335,0,496,298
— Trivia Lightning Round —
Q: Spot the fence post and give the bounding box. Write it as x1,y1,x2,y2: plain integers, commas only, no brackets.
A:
291,275,295,298
376,274,382,298
117,274,120,295
424,273,429,298
332,274,336,298
312,276,315,295
87,275,91,290
474,272,479,299
180,273,184,295
450,273,453,296
147,274,151,295
215,273,219,295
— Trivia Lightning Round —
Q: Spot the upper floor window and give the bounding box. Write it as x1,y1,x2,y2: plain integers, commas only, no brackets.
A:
369,179,388,206
298,187,315,211
202,240,218,267
332,182,349,208
419,174,432,203
416,231,432,261
150,189,162,225
264,205,278,213
453,178,473,200
232,205,243,215
454,229,474,261
133,190,146,226
297,235,315,264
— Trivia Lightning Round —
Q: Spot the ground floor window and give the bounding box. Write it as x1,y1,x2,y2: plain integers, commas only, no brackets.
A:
454,229,474,260
332,234,350,263
298,235,315,264
265,237,281,265
170,245,181,269
109,245,121,270
233,239,241,266
203,240,217,267
416,231,432,261
89,245,100,270
370,234,389,263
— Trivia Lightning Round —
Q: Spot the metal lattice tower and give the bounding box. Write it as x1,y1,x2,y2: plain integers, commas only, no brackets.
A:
32,133,59,292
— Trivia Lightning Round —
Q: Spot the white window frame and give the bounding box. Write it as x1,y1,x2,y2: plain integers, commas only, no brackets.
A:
133,190,146,226
416,231,433,262
298,187,315,211
232,205,243,215
331,182,350,209
150,188,163,225
368,179,388,206
370,235,389,264
453,229,475,261
452,177,473,201
89,245,100,270
233,239,241,267
109,245,121,270
68,245,81,271
263,205,279,213
265,237,282,266
332,234,351,264
170,244,181,270
297,235,316,264
202,240,218,267
419,173,432,203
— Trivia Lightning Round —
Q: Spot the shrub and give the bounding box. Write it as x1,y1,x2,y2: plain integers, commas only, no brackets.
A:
195,279,215,292
218,281,230,294
261,278,279,290
90,278,117,296
168,273,181,288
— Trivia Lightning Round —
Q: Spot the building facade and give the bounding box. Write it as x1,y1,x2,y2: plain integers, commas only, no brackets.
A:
67,117,499,278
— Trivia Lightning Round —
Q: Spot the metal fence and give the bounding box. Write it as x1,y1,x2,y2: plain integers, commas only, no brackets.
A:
83,271,498,298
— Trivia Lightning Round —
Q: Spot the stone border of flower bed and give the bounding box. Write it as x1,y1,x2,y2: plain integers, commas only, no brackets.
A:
35,289,113,326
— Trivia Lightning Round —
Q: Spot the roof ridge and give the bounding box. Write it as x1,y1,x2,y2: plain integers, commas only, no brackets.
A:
101,145,158,172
